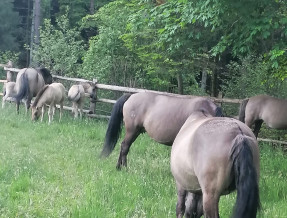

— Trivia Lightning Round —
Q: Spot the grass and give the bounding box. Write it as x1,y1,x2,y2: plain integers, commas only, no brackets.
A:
0,103,286,217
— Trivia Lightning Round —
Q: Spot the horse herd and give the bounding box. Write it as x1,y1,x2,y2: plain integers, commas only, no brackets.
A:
2,67,286,217
2,67,96,123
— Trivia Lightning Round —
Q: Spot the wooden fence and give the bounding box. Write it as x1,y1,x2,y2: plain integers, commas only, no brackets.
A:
1,65,287,146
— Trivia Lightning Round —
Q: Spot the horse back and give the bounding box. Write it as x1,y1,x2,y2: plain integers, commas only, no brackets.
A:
123,93,219,145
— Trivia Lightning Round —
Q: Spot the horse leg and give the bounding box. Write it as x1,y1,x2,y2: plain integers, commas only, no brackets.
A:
73,102,78,118
41,105,46,122
25,96,32,114
185,193,203,218
79,102,83,119
2,95,7,108
175,184,187,218
253,120,263,138
59,103,63,122
116,129,140,169
48,105,53,124
202,191,219,218
16,100,20,114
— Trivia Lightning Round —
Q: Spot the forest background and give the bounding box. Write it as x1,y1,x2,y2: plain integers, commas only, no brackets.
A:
1,0,287,101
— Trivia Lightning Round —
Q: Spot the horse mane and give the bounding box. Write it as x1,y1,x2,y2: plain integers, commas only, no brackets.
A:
37,67,53,84
32,85,49,107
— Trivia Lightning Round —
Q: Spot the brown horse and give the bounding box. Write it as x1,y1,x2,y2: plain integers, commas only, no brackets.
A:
171,112,260,218
67,82,97,119
101,92,223,169
239,94,287,138
14,67,52,113
31,83,66,124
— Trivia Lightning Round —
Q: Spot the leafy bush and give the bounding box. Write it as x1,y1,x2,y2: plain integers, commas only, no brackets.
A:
33,12,84,77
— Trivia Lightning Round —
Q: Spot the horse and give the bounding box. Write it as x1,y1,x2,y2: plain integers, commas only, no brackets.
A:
171,112,260,218
67,82,97,119
14,67,52,113
31,83,66,124
101,92,223,169
239,94,287,138
2,82,17,108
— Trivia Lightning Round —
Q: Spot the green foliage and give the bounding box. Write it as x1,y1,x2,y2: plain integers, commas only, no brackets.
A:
222,55,287,99
33,13,85,76
0,0,21,51
81,1,140,85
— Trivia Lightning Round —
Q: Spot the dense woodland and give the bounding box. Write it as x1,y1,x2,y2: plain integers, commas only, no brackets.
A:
1,0,287,99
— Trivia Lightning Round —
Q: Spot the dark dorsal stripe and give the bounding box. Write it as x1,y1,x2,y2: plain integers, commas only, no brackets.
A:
32,85,49,107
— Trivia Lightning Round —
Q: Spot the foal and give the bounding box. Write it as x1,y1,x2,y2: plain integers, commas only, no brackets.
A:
68,82,96,119
31,83,66,124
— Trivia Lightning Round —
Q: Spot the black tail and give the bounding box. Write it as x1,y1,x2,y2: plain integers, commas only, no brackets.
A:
14,72,30,103
231,136,260,218
101,94,132,157
215,106,224,117
238,98,249,122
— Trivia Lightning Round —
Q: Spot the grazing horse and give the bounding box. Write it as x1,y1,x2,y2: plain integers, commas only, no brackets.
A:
68,82,97,118
239,95,287,138
101,92,223,169
14,67,52,113
2,82,17,108
31,83,66,124
171,112,260,218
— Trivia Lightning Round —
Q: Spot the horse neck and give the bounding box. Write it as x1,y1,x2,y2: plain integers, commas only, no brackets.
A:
35,96,45,108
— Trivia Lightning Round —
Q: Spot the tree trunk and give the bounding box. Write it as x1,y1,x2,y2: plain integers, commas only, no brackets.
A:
201,69,207,92
177,72,183,94
30,0,41,65
90,0,95,14
210,70,217,97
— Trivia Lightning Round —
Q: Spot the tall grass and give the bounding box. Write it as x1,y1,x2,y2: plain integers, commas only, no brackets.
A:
0,104,286,217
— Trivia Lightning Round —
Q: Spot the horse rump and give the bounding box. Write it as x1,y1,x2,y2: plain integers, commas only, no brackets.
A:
231,135,260,218
14,72,30,103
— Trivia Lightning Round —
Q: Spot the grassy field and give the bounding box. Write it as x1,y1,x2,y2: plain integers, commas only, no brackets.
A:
0,104,286,217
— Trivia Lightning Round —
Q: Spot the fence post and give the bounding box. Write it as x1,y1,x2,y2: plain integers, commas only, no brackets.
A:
6,61,13,82
88,78,98,114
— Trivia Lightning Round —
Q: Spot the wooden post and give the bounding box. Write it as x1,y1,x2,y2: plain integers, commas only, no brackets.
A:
88,79,98,114
6,60,13,82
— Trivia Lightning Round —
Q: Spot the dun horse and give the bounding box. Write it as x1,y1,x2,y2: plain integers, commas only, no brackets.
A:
68,82,97,118
171,112,260,218
31,83,66,124
101,92,223,169
239,95,287,138
2,82,17,108
14,67,52,113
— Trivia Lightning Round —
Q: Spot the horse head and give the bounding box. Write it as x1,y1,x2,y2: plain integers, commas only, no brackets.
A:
31,106,41,121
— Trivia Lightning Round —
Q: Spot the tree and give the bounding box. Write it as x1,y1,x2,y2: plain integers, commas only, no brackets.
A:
0,0,21,51
33,13,84,76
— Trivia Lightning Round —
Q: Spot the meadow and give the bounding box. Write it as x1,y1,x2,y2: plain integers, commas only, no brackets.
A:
0,104,286,217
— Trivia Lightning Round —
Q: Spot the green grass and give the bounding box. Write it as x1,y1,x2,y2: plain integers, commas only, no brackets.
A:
0,103,286,217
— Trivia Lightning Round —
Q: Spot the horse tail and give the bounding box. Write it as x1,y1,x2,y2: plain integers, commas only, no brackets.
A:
101,93,132,157
231,135,260,218
238,98,249,123
14,71,30,103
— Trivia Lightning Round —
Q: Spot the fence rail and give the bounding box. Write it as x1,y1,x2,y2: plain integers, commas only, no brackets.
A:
1,65,287,146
